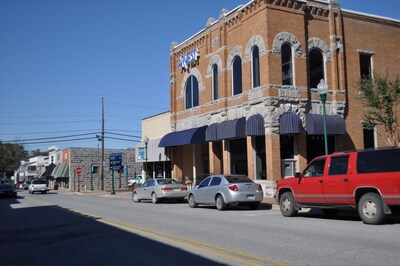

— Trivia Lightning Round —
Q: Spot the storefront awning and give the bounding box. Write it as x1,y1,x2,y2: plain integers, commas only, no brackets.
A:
205,123,219,142
246,114,265,136
306,114,346,135
42,163,56,178
159,126,208,147
279,112,303,134
136,138,169,162
217,118,246,140
54,163,66,178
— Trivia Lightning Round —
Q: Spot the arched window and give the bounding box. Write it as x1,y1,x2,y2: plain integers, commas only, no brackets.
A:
185,75,199,109
281,43,293,85
309,49,324,89
232,56,242,95
252,46,260,88
212,64,218,100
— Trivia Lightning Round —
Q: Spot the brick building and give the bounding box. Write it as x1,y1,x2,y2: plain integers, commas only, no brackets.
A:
159,0,400,195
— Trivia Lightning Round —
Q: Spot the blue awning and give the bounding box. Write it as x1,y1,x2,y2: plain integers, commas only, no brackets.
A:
246,114,265,136
306,114,346,135
279,112,303,134
217,118,246,140
205,123,219,142
159,126,208,147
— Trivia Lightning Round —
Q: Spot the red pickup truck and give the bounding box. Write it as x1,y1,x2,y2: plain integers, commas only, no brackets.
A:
276,147,400,224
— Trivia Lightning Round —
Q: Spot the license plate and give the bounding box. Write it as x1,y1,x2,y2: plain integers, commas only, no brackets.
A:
174,189,180,191
246,195,255,200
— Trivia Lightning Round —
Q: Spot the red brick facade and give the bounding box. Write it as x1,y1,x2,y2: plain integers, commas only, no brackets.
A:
166,0,400,191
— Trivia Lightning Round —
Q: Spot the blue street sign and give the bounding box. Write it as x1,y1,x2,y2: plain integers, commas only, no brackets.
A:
109,153,122,171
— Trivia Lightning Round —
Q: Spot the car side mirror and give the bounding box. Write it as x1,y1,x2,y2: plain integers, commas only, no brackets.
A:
294,172,303,178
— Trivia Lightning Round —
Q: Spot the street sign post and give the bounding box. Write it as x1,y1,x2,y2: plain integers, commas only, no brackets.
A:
109,153,122,195
75,167,82,192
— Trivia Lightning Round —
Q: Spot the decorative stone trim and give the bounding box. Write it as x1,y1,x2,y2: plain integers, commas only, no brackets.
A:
206,55,223,76
272,32,303,57
179,67,203,99
244,35,266,61
357,49,375,55
227,46,243,70
308,38,331,61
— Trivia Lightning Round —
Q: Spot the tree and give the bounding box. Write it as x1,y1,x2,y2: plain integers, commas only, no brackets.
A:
0,142,28,177
357,72,400,146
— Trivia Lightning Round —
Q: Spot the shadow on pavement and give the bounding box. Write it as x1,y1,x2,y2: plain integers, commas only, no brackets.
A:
0,198,226,266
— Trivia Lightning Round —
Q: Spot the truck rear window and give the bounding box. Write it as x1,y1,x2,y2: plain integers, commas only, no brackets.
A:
357,148,400,173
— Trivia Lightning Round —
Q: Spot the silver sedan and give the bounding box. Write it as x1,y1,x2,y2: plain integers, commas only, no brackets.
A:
132,178,189,204
188,175,263,210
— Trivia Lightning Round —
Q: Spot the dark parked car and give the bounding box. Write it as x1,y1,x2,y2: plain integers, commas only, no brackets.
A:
0,184,17,198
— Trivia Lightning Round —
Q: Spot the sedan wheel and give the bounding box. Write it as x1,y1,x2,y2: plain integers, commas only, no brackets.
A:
215,195,227,211
188,194,198,208
151,193,159,204
132,192,140,203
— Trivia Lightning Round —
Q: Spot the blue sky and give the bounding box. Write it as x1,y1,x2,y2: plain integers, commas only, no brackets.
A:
1,0,399,153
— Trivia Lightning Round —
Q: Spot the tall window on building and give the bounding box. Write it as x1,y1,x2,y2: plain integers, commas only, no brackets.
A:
363,127,375,148
309,49,324,89
185,75,199,109
360,53,372,80
281,43,293,85
212,64,218,101
252,46,260,88
232,56,242,95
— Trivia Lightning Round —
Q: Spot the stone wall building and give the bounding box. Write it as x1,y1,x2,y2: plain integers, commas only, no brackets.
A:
65,148,140,192
160,0,400,196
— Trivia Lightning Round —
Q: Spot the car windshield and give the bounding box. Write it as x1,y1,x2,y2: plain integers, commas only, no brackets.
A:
156,179,179,185
0,184,13,189
224,175,253,183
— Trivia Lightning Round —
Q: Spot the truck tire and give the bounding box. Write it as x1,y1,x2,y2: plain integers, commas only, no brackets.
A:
279,192,298,217
358,192,386,225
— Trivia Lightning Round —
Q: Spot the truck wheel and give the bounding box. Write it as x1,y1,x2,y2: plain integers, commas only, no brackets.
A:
358,193,386,225
279,192,298,217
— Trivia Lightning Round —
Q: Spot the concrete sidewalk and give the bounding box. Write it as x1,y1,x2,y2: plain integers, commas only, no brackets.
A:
66,189,278,206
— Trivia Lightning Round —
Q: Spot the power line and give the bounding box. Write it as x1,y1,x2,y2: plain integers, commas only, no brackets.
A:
7,137,95,145
104,132,141,138
0,129,100,135
106,136,140,142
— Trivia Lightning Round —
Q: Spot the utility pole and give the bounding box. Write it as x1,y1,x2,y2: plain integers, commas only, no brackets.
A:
101,96,105,191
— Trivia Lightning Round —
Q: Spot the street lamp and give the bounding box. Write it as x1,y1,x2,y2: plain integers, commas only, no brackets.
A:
144,136,149,180
317,79,328,155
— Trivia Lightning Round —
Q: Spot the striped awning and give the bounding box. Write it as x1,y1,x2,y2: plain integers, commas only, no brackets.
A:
279,112,303,134
246,114,265,136
305,114,346,135
216,118,246,140
159,126,208,147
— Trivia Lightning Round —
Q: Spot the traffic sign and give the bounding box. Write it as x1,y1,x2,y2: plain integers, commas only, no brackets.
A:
109,153,122,171
76,167,82,176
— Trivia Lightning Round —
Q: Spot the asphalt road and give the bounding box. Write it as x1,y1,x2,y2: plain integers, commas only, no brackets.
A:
1,189,400,266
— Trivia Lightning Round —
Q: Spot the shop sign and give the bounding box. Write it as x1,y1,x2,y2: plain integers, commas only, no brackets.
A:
179,48,199,70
